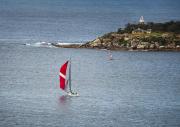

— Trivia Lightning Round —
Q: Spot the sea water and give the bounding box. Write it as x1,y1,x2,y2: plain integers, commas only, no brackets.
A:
0,43,180,127
0,0,180,42
1,0,180,126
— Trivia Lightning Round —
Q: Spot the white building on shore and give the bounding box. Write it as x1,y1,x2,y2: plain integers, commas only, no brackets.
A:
139,16,145,24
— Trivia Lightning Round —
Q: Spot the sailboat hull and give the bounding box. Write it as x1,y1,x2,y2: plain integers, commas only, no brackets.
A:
67,92,79,97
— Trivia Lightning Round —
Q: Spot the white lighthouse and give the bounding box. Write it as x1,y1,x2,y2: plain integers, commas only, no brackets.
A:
139,16,145,24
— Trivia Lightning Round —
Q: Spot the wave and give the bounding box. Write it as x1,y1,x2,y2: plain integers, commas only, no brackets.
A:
25,42,56,48
25,41,84,48
55,42,83,45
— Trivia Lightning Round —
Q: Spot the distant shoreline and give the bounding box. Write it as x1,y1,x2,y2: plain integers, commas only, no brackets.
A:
52,43,180,52
53,21,180,51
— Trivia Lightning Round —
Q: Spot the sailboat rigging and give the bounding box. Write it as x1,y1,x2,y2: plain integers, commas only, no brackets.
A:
59,59,78,96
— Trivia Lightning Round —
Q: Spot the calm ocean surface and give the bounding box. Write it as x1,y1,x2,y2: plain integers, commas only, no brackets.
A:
0,0,180,127
0,0,180,42
0,43,180,127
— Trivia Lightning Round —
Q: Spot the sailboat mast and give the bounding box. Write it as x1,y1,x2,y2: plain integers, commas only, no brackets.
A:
69,58,72,93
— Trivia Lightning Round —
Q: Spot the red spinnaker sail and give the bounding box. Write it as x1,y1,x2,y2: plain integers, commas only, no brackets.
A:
59,61,69,90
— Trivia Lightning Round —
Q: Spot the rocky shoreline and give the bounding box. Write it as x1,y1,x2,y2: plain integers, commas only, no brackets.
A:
80,33,180,51
53,21,180,51
52,42,180,51
52,33,180,51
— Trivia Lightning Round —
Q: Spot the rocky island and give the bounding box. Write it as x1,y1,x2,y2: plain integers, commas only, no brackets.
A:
54,20,180,51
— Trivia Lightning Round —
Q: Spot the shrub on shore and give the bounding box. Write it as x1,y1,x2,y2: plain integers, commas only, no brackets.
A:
117,21,180,34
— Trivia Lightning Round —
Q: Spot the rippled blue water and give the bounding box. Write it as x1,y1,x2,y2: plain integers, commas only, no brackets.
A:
1,0,180,126
0,43,180,127
0,0,180,42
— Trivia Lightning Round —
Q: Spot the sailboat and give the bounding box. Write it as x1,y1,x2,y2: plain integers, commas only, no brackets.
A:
59,59,79,96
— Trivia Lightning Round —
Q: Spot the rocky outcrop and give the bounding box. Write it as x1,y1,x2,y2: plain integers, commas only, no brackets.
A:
53,21,180,51
81,32,180,51
52,43,81,48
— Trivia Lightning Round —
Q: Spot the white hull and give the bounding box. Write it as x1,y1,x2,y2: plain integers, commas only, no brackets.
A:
67,92,79,97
